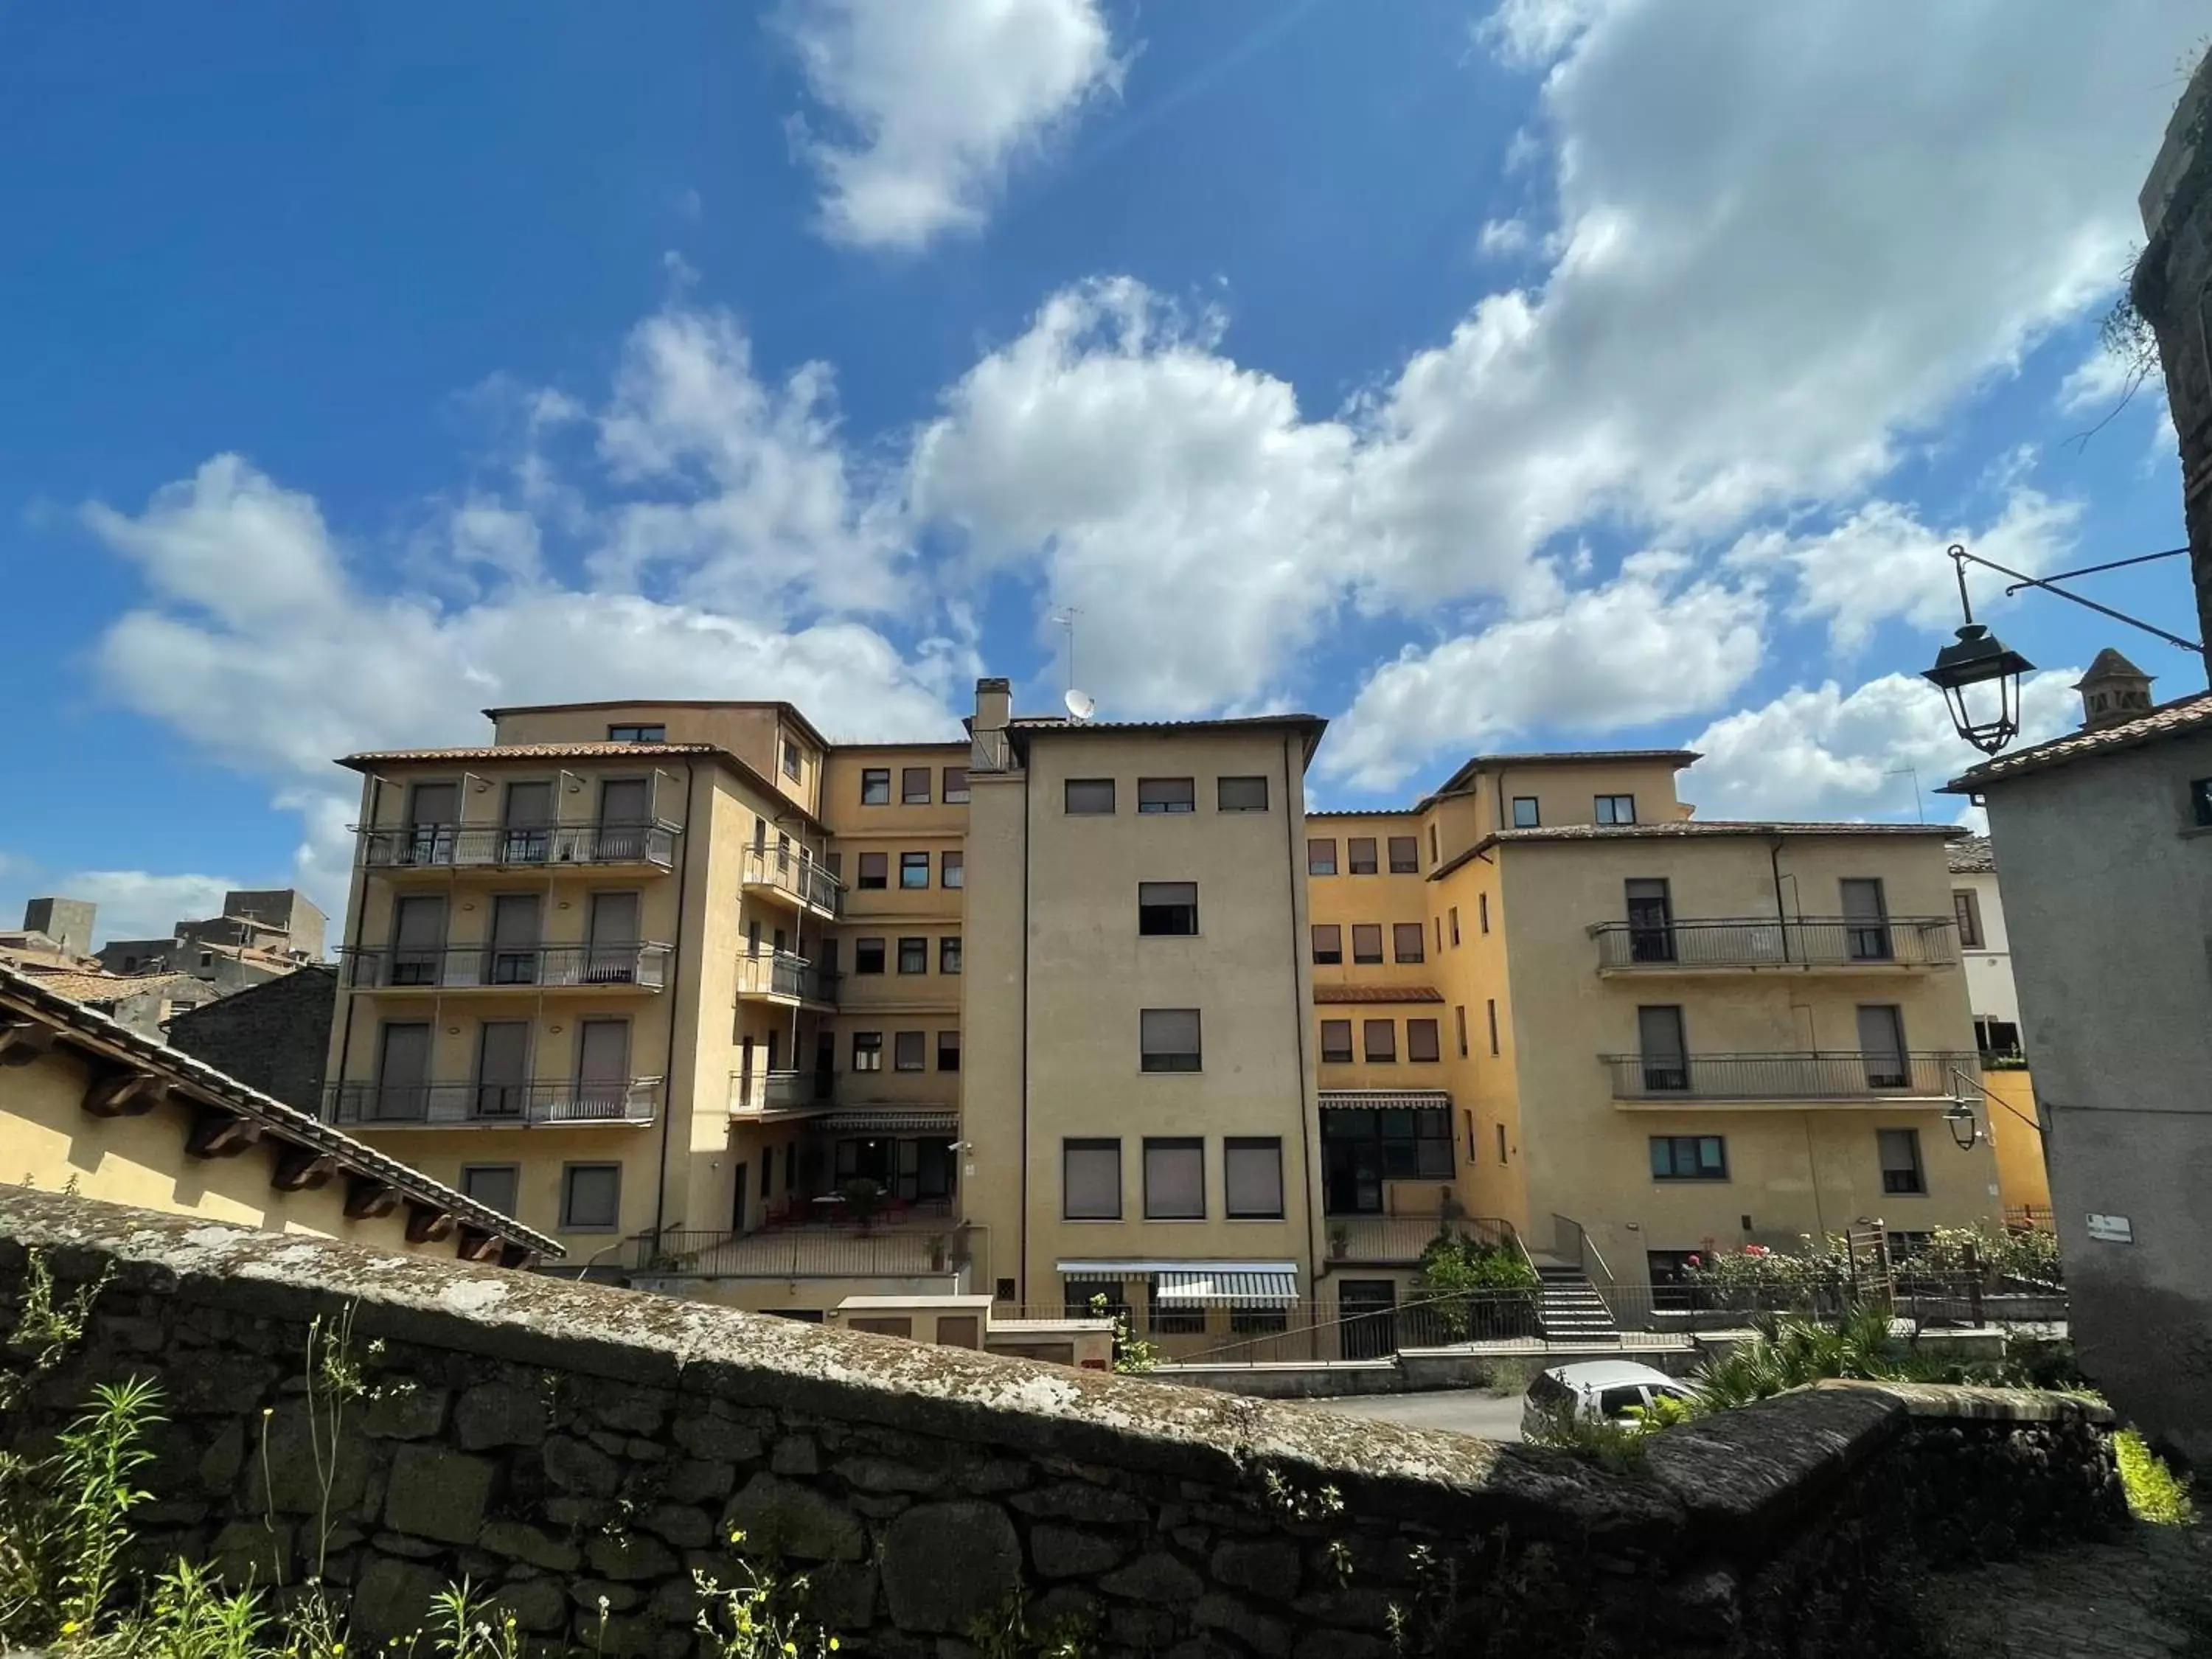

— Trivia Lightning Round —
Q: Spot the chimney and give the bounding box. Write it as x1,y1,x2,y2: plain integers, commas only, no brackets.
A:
971,677,1014,774
2073,648,2156,731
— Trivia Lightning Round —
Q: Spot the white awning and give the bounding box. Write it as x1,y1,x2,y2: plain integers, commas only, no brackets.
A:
821,1109,958,1135
1319,1090,1453,1111
1155,1265,1301,1309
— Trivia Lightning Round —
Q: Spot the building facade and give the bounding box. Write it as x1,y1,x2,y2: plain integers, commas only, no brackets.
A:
1946,836,2050,1218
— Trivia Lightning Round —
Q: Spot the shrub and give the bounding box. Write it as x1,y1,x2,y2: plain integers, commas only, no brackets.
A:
2115,1430,2197,1526
1416,1234,1539,1340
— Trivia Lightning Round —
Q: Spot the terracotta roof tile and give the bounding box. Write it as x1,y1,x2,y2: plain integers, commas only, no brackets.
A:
340,742,721,765
1314,984,1445,1004
1947,835,1996,873
1944,693,2212,793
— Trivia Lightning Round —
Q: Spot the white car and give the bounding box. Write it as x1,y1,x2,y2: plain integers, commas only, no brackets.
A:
1522,1360,1691,1439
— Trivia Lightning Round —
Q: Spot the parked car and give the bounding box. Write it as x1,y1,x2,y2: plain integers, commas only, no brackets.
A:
1522,1360,1691,1438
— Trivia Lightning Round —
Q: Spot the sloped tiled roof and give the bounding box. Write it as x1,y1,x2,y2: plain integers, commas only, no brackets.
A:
340,742,722,765
13,967,207,1007
1944,693,2212,793
1314,984,1446,1004
1486,819,1961,844
1947,835,1996,874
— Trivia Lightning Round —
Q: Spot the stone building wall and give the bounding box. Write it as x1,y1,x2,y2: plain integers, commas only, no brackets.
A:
165,964,335,1112
0,1189,2125,1659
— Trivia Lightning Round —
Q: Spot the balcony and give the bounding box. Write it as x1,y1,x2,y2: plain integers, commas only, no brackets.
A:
341,942,671,991
740,845,842,919
358,822,676,874
637,1211,959,1280
327,1078,661,1127
728,1068,835,1117
734,949,838,1008
1603,1051,1976,1103
1324,1212,1521,1266
1591,917,1959,972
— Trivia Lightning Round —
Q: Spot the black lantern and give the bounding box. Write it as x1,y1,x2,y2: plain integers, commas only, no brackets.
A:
1942,1099,1981,1151
1924,546,2034,754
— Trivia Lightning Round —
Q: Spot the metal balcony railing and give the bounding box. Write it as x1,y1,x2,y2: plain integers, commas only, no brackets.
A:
357,822,677,871
341,942,671,990
1323,1213,1520,1265
327,1077,661,1127
1603,1051,1976,1101
733,949,838,1006
637,1219,955,1279
728,1069,835,1114
1591,916,1959,970
740,845,843,916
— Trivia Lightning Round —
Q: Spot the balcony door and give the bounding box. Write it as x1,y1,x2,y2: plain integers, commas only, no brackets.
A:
374,1022,431,1121
576,1019,630,1116
487,894,542,985
405,783,459,866
597,778,650,860
585,892,639,983
475,1022,531,1120
389,896,447,986
501,782,554,864
1840,879,1891,961
1625,878,1674,962
1857,1005,1909,1088
1638,1006,1690,1092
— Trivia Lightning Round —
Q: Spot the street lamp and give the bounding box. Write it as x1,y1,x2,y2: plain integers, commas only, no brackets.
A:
1924,546,2034,755
1942,1099,1982,1151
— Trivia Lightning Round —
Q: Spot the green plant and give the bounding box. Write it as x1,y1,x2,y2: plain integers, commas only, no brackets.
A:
0,1248,116,1413
969,1587,1094,1659
2115,1430,2197,1526
131,1558,271,1659
693,1529,839,1659
838,1179,886,1231
1521,1408,1651,1473
428,1578,528,1659
1414,1234,1538,1339
1088,1295,1159,1375
1326,1222,1349,1259
1683,1237,1853,1312
0,1374,164,1647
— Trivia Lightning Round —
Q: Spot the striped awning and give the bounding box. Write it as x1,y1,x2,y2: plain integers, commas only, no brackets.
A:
1152,1265,1301,1309
820,1109,959,1135
1319,1089,1453,1112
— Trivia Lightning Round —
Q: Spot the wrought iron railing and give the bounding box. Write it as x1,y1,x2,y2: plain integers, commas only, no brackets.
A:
1602,1050,1975,1100
740,845,843,915
1323,1212,1520,1265
357,822,677,871
733,950,838,1005
341,942,671,990
728,1069,834,1114
635,1220,954,1279
327,1077,661,1127
1591,915,1959,970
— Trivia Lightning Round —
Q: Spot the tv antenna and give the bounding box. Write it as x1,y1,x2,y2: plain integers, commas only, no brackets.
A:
1883,765,1925,824
1054,606,1094,721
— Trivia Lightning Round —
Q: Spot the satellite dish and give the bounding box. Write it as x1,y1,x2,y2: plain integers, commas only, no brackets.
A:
1064,688,1096,721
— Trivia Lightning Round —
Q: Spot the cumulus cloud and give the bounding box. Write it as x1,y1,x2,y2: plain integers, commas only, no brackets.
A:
1,869,243,951
778,0,1123,251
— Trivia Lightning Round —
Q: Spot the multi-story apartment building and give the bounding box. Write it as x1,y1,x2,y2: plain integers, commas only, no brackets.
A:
1946,835,2050,1220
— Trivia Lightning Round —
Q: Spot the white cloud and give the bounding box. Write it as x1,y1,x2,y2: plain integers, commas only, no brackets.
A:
43,871,241,950
2057,338,2163,416
778,0,1123,251
1475,218,1534,259
1477,0,1607,71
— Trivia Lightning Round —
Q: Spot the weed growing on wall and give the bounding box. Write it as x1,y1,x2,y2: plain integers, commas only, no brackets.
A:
2115,1430,2198,1526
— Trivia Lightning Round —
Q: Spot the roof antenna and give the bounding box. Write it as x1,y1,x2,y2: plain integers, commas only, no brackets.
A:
1054,606,1094,721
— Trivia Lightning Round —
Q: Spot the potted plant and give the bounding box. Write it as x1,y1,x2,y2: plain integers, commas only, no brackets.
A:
927,1234,948,1273
1327,1221,1350,1261
841,1178,886,1233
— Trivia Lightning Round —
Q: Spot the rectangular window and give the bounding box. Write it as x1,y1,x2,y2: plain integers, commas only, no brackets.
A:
937,1030,961,1071
1495,1123,1508,1164
852,1032,883,1072
858,852,888,890
943,765,970,804
897,937,928,974
1138,881,1199,936
1063,1140,1122,1220
1347,837,1379,874
1065,778,1116,814
900,851,930,888
1387,835,1419,874
901,767,931,804
1975,1016,2020,1060
460,1164,521,1219
560,1164,622,1231
860,768,891,805
1406,1018,1441,1062
1841,877,1892,960
1428,823,1439,863
1351,924,1384,964
1320,1019,1354,1063
1596,794,1636,825
1433,914,1441,953
1363,1019,1397,1062
1650,1135,1728,1180
855,938,886,975
2193,777,2212,827
1511,796,1540,828
1626,878,1674,961
1455,1005,1468,1057
1478,894,1489,934
940,935,962,974
1231,1308,1288,1337
1143,1138,1205,1219
1392,922,1425,964
607,724,665,744
1952,888,1983,949
1137,777,1195,814
1857,1005,1909,1087
1217,775,1268,812
1320,1106,1453,1180
1140,1008,1202,1072
1638,1005,1688,1091
1486,998,1500,1056
1450,906,1461,945
782,740,802,781
1878,1128,1926,1194
762,1152,773,1199
1307,838,1338,875
941,849,964,888
894,1031,926,1072
1311,924,1343,964
1225,1138,1284,1219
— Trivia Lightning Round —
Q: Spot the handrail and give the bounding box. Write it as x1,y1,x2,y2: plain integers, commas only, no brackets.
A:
355,821,678,871
733,948,838,1005
739,844,844,914
1601,1050,1976,1100
339,942,671,990
1590,914,1959,969
327,1077,662,1127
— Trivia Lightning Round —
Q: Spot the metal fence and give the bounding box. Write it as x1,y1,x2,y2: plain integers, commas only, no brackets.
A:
1603,1050,1975,1100
327,1077,661,1127
1592,915,1960,970
358,822,677,871
635,1224,953,1279
341,942,672,990
740,845,844,915
733,949,838,1006
1324,1212,1520,1265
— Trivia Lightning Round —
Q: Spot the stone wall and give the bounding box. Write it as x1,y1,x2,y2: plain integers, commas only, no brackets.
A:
164,964,335,1112
0,1189,2126,1658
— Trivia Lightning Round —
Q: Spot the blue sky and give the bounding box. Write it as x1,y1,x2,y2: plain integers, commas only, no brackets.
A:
0,0,2202,945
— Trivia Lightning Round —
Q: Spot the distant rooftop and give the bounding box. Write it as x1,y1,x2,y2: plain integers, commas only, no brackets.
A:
1947,835,1996,874
1944,693,2212,793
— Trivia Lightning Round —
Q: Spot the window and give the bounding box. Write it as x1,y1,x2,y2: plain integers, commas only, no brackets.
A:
782,740,802,781
1321,1107,1453,1180
897,937,928,973
608,724,664,744
1063,1139,1121,1220
1407,1019,1441,1062
1511,797,1540,828
762,1152,774,1199
1857,1005,1909,1087
1137,777,1195,814
826,852,842,881
1626,878,1674,961
1320,1019,1354,1063
852,1032,883,1072
1650,1135,1728,1180
1363,1019,1397,1062
1311,924,1343,964
1878,1128,1926,1195
1387,835,1419,874
1455,1005,1468,1057
1307,838,1338,875
1450,906,1462,945
1496,1123,1508,1164
1464,1110,1477,1161
1638,1005,1688,1091
1841,878,1892,960
1433,915,1441,953
460,1165,521,1219
1487,999,1500,1056
894,1032,926,1072
1138,881,1199,936
896,766,930,805
900,852,930,889
1347,837,1379,874
1140,1008,1202,1072
1218,775,1268,812
1225,1138,1285,1219
1428,823,1439,863
941,849,964,888
1596,794,1636,825
1231,1308,1288,1336
199,951,215,968
937,1030,961,1071
560,1164,622,1231
1952,888,1984,949
2193,777,2212,827
943,766,970,804
854,938,886,975
1065,778,1116,814
1478,894,1489,934
858,852,888,890
939,936,962,974
1144,1138,1206,1219
1975,1016,2021,1060
860,768,891,805
1351,924,1384,964
1392,922,1425,964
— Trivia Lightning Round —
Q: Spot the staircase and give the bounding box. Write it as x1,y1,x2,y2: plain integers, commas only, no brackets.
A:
1534,1263,1621,1342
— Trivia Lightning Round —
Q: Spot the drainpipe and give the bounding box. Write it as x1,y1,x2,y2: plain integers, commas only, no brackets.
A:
649,760,698,1254
1768,835,1790,963
1018,748,1033,1305
1282,731,1318,1290
331,774,379,1115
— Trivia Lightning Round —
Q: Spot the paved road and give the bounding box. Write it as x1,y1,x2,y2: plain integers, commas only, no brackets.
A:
1301,1388,1525,1441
